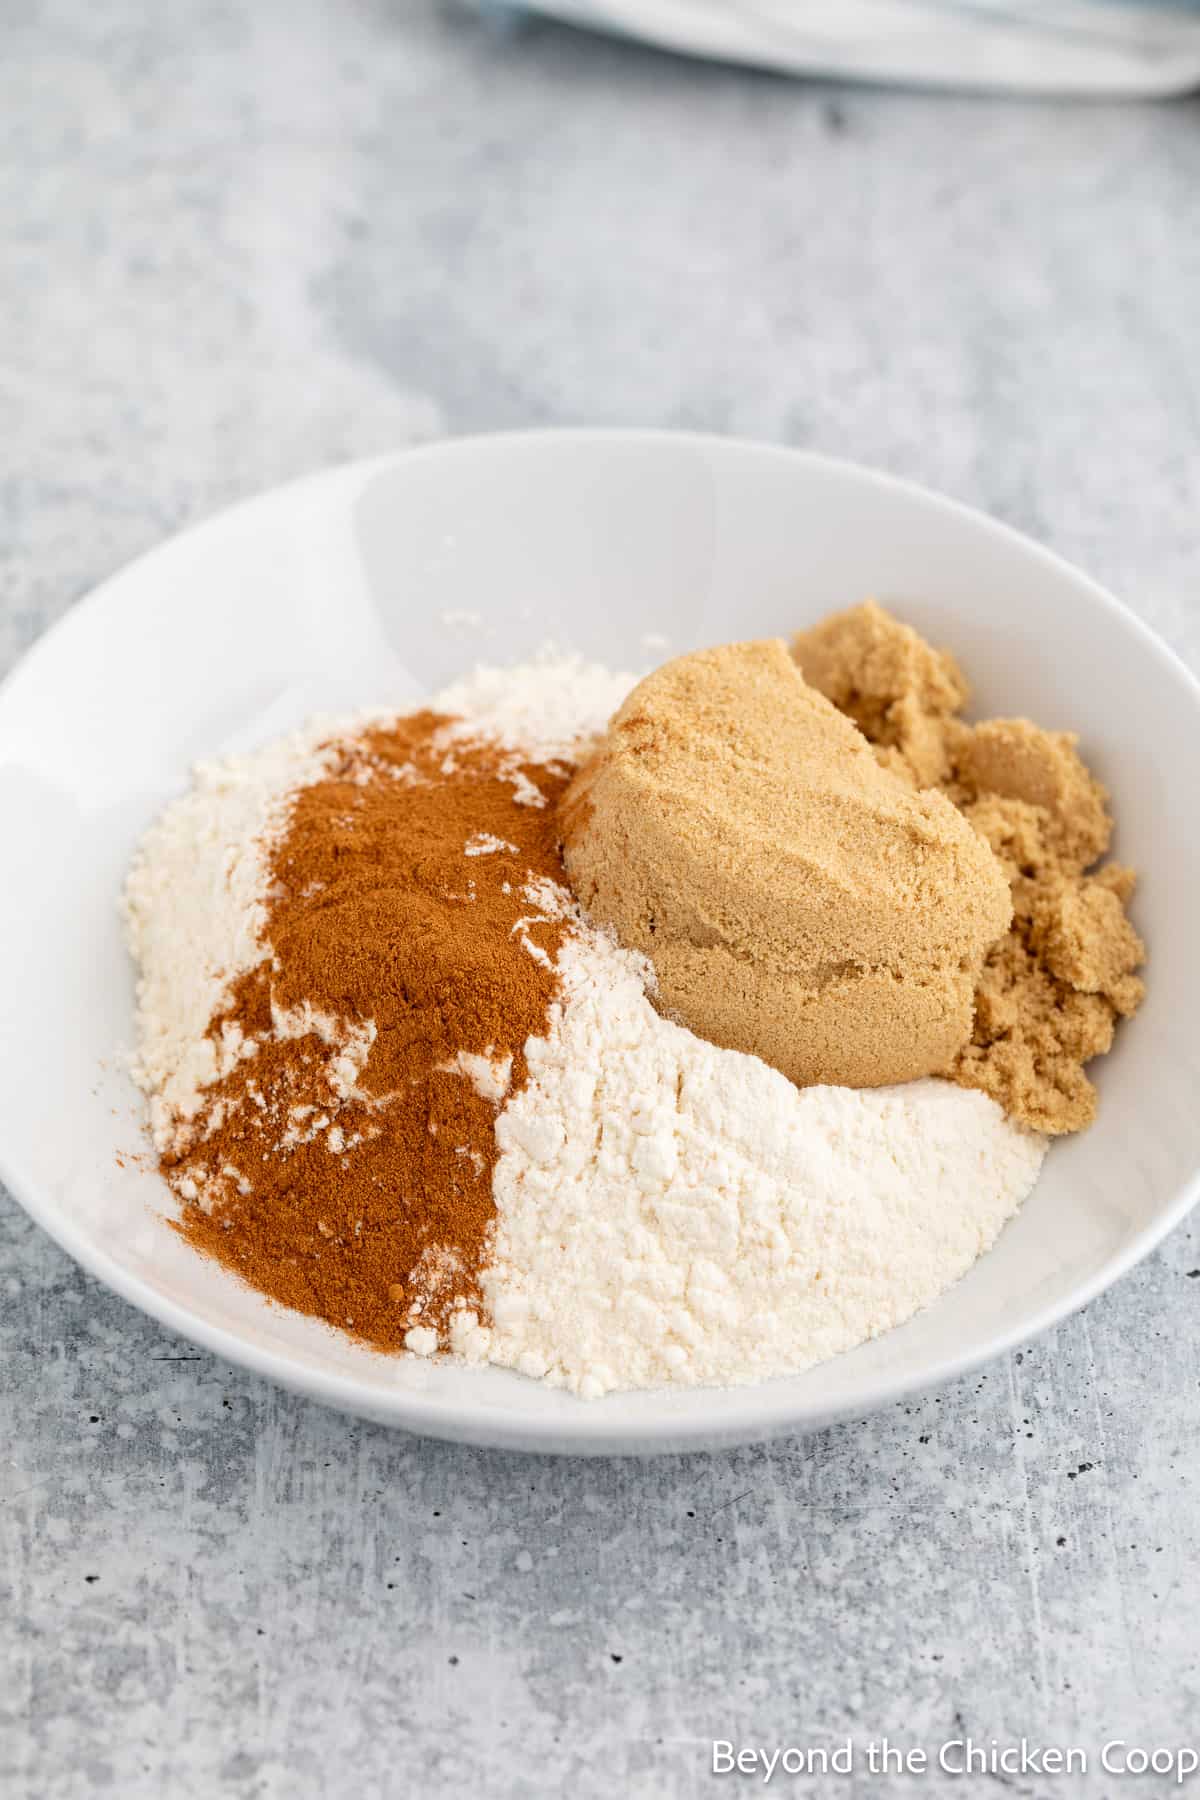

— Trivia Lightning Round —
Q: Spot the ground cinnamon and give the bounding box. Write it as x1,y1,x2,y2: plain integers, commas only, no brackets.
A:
165,713,571,1352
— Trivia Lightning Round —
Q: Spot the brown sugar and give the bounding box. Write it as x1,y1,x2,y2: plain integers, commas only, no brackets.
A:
561,638,1012,1090
793,602,1145,1132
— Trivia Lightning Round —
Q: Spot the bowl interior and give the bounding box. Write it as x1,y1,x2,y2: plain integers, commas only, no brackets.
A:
1,433,1197,1452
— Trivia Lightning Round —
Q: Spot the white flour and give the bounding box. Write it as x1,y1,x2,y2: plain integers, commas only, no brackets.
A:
125,654,1046,1396
453,922,1044,1396
433,652,632,761
123,721,339,1148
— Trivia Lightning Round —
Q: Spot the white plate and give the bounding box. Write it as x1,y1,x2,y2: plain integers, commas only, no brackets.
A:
517,0,1200,97
2,432,1198,1454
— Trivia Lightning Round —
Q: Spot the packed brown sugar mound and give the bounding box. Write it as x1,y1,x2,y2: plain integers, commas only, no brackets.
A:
793,602,1145,1132
561,638,1012,1090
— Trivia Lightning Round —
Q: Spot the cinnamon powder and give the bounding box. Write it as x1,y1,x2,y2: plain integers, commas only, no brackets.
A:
165,714,571,1351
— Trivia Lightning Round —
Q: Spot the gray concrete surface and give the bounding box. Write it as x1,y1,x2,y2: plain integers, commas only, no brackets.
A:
2,3,1199,1795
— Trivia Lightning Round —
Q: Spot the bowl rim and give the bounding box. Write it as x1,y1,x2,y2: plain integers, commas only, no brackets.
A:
3,428,1198,1454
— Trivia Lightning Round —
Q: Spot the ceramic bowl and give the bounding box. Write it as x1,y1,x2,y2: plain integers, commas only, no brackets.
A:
1,432,1196,1452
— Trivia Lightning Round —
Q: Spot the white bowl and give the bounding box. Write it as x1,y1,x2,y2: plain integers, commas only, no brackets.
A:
1,432,1197,1454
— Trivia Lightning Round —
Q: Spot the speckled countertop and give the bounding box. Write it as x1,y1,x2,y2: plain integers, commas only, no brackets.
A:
2,5,1199,1796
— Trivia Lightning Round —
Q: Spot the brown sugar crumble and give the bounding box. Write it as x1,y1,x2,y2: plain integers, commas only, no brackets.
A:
793,601,1145,1132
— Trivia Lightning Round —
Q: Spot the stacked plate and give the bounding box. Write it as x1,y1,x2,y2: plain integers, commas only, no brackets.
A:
499,0,1200,95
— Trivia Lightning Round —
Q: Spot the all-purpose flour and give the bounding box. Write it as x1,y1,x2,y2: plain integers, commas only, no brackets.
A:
124,721,340,1148
453,922,1044,1396
125,655,1046,1396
